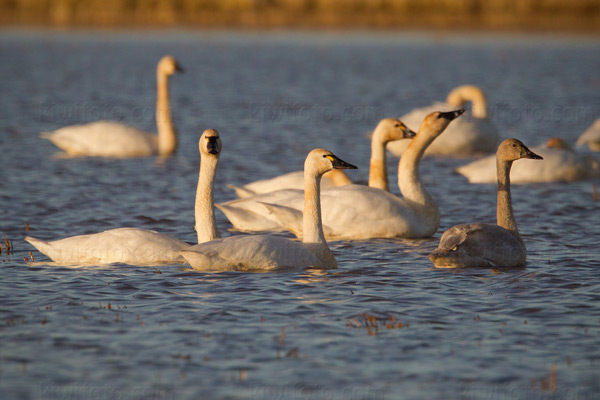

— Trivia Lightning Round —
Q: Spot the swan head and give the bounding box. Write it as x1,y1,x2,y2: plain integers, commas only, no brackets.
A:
418,108,465,138
305,149,357,176
373,118,416,143
200,129,222,156
498,138,543,162
545,137,573,151
158,55,184,76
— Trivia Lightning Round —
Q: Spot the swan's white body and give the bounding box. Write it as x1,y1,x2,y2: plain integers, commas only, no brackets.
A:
228,169,348,199
217,110,464,240
181,149,357,272
41,121,159,158
25,129,223,266
456,138,599,183
25,228,188,265
228,118,414,198
429,138,543,268
387,85,499,157
41,56,182,158
576,118,600,151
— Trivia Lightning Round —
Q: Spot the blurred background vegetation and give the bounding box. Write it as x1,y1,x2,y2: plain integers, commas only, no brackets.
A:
0,0,599,31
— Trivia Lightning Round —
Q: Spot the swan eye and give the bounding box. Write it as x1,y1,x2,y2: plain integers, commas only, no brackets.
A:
394,124,400,128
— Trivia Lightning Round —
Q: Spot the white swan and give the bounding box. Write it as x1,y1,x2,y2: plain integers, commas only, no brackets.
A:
25,129,222,265
429,138,543,268
41,56,183,158
217,109,464,240
180,149,357,272
387,85,500,157
228,118,415,197
455,137,600,183
576,118,600,151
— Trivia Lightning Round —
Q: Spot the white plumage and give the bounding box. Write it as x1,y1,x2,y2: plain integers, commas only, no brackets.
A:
41,56,182,158
387,85,499,157
181,149,357,272
227,118,415,198
576,118,600,151
25,129,223,265
456,138,599,183
217,109,464,240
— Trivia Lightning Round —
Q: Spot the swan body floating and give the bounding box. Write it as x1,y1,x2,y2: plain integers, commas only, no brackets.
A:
576,118,600,151
217,109,464,240
228,118,415,198
387,85,500,157
455,137,599,183
25,129,222,265
181,149,357,272
429,138,543,268
41,56,183,158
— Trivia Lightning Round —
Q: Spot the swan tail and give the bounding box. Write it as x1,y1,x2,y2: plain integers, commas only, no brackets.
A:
215,204,282,232
180,250,212,270
40,132,54,139
25,236,55,260
226,184,256,199
259,202,303,239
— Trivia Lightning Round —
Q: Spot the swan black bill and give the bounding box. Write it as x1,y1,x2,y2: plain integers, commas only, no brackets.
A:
406,128,417,138
438,108,466,120
207,136,220,154
327,155,357,170
524,147,543,160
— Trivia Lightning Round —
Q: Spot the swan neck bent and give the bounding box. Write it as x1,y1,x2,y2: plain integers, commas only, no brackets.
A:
156,71,177,156
446,85,488,119
369,132,388,191
195,155,220,243
496,159,519,237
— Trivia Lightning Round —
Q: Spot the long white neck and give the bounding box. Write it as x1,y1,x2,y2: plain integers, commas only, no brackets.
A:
195,155,220,243
369,131,389,191
303,167,336,268
398,131,439,230
496,159,521,240
156,71,177,156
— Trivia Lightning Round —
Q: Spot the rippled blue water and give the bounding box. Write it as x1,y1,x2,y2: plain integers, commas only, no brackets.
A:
1,30,599,400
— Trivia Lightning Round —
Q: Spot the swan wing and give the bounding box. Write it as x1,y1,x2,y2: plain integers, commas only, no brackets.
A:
26,227,189,265
217,189,303,232
259,202,304,238
42,121,157,157
430,223,525,268
226,184,257,199
181,235,322,272
576,118,600,149
318,185,422,239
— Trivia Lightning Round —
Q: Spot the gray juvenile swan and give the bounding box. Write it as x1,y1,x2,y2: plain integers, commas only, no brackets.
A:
429,138,543,268
41,56,183,158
